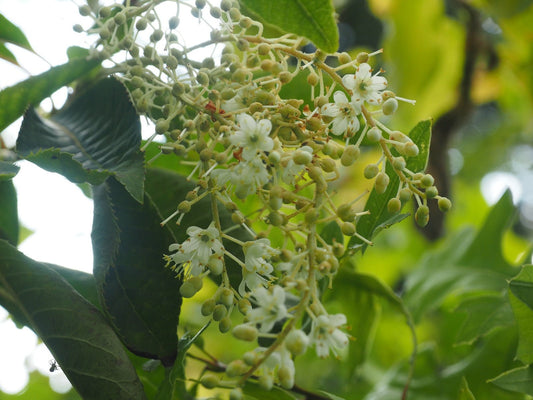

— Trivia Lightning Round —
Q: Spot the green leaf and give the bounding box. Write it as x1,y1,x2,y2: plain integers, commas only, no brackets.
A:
144,167,254,287
0,42,20,67
319,391,347,400
405,190,518,321
0,57,100,133
45,263,99,310
0,160,20,180
92,177,181,365
320,220,344,246
239,0,339,53
489,365,533,396
458,377,476,400
17,78,145,203
509,265,533,365
349,119,431,253
0,240,147,400
454,293,514,345
0,180,18,246
0,14,33,51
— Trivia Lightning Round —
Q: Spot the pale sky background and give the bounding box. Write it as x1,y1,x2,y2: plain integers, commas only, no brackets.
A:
0,0,525,396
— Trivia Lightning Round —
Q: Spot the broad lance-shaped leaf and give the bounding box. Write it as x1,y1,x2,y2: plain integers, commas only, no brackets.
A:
0,57,100,133
17,77,144,203
0,14,33,52
0,240,147,400
239,0,339,53
489,365,533,396
92,177,181,365
349,119,431,253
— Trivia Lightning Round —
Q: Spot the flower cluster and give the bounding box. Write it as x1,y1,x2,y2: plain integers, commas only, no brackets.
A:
75,0,451,396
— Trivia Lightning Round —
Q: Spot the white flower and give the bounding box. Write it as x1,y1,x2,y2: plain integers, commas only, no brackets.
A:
213,158,270,199
310,313,349,358
230,113,273,160
247,285,288,332
239,239,277,293
342,63,387,105
321,91,361,136
281,146,313,184
168,222,224,276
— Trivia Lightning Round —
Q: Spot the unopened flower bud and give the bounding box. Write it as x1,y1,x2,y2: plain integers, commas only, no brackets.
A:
201,299,216,316
382,98,398,115
415,205,430,227
210,6,222,18
356,52,369,63
338,52,351,64
307,72,319,86
392,156,406,170
293,149,313,165
341,221,356,236
420,174,434,188
425,186,438,199
238,298,251,315
438,197,452,212
232,325,258,342
403,142,419,157
226,360,248,377
366,127,381,142
135,18,148,30
375,172,390,194
387,198,402,213
337,203,355,222
286,329,309,356
364,164,379,179
229,388,243,400
399,188,412,202
219,288,234,307
169,16,179,29
278,365,295,389
200,374,219,389
341,145,360,167
180,281,198,298
212,304,227,321
218,317,232,333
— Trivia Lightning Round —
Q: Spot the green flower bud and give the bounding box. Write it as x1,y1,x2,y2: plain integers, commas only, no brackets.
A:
201,299,216,316
337,203,355,222
258,43,270,55
382,98,398,115
238,298,252,315
338,52,351,64
155,119,170,135
226,360,248,377
415,205,430,227
392,156,406,171
166,56,178,70
279,71,292,84
259,374,274,391
420,174,434,188
307,72,319,86
230,388,243,400
341,221,356,236
232,325,258,342
387,198,402,213
364,164,379,179
178,200,191,213
169,16,179,29
341,145,360,167
218,317,232,333
210,6,222,19
136,18,148,30
278,365,294,389
180,281,198,298
425,186,439,199
438,197,452,212
366,127,381,142
293,149,313,165
73,24,84,33
196,71,209,86
239,16,252,29
403,142,419,157
200,374,219,389
285,329,309,356
375,172,390,194
356,52,369,63
212,304,227,321
114,12,126,25
79,5,91,16
399,188,412,202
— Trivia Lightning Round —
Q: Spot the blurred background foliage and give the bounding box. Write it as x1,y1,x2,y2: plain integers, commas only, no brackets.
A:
2,0,533,399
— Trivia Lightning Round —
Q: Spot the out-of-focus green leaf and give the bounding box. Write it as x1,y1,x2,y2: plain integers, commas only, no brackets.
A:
0,180,18,246
92,177,181,365
17,78,144,203
458,377,476,400
239,0,339,53
454,293,514,345
0,57,100,133
0,371,81,399
319,391,346,400
350,119,431,253
0,160,19,180
489,365,533,396
0,240,147,400
508,265,533,365
0,14,33,51
405,191,518,321
0,42,20,67
320,220,344,246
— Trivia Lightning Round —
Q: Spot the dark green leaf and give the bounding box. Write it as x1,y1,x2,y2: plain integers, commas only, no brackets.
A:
0,180,18,246
0,57,100,133
92,177,181,365
144,167,254,287
17,78,145,203
239,0,339,53
45,263,99,310
0,240,147,400
349,119,431,253
320,220,344,246
0,160,20,180
489,365,533,396
0,14,33,51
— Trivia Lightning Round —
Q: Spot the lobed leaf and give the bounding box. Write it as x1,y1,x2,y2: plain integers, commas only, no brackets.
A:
0,57,100,133
239,0,339,53
17,78,145,203
349,119,432,253
92,177,182,365
0,240,146,400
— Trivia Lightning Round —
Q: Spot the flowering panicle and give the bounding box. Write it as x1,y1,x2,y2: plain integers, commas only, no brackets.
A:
74,0,451,395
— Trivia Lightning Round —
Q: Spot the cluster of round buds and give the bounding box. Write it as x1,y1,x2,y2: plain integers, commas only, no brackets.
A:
75,0,450,394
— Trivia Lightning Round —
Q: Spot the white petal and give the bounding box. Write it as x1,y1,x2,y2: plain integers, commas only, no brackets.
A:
333,91,349,104
357,63,372,79
257,119,272,135
331,117,348,136
321,103,339,117
237,113,256,131
341,74,356,90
